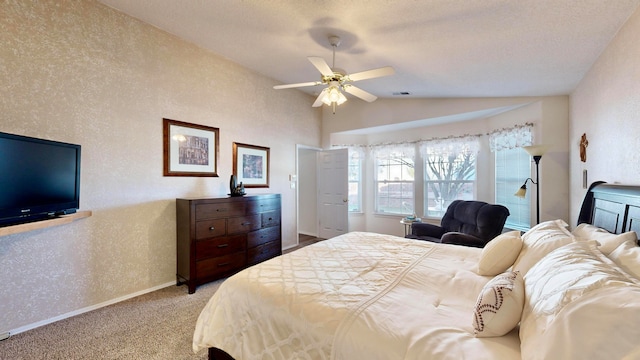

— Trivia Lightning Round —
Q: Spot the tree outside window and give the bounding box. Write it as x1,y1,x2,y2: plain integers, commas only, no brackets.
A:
423,140,477,217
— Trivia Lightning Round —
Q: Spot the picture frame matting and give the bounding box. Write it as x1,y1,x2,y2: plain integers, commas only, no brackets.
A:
163,118,219,177
233,142,270,188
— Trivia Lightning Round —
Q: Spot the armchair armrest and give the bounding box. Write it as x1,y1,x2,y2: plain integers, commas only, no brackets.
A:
441,232,487,248
410,222,446,238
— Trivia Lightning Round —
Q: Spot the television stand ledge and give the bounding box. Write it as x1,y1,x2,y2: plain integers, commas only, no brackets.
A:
0,210,92,237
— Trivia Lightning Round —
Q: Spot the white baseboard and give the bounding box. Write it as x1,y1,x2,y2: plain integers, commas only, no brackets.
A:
282,243,297,251
8,281,175,336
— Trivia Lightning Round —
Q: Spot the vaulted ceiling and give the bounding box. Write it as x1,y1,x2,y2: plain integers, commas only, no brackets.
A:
98,0,639,101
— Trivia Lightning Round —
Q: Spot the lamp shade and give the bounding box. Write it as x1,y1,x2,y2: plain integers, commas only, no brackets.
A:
514,185,527,198
523,145,550,156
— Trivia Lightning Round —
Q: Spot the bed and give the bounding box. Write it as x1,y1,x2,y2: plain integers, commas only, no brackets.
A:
193,183,640,359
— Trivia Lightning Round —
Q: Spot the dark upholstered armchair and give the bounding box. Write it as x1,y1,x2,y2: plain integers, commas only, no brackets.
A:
405,200,510,248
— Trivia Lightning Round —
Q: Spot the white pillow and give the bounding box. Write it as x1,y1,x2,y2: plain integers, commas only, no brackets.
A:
520,241,640,360
572,223,637,255
511,219,574,275
608,239,640,280
472,270,524,337
477,231,523,276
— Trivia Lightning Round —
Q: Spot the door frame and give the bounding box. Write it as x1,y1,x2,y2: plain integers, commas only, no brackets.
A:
295,144,322,247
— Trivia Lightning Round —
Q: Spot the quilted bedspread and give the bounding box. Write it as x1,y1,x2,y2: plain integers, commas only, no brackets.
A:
192,232,521,359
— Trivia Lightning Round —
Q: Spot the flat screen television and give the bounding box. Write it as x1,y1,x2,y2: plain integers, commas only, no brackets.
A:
0,131,81,227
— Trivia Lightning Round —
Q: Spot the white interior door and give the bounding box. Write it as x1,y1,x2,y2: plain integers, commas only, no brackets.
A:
317,148,349,239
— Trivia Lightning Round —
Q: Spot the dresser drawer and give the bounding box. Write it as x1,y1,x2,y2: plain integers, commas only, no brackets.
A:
247,226,280,248
196,252,246,279
195,202,245,220
195,219,226,240
177,195,281,294
227,214,261,234
247,240,281,266
246,198,280,214
195,234,246,260
261,210,281,228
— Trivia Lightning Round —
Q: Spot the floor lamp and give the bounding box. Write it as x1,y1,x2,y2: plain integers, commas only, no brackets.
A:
514,145,549,225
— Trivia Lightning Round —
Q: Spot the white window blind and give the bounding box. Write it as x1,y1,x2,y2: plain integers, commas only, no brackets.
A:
491,124,533,230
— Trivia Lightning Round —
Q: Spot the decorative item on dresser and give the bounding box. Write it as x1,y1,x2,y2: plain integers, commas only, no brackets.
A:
176,194,281,294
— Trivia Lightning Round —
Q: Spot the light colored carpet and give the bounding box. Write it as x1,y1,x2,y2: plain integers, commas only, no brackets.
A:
0,236,323,360
0,280,223,360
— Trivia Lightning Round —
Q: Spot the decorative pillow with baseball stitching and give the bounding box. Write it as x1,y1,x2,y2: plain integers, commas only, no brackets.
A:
472,270,524,337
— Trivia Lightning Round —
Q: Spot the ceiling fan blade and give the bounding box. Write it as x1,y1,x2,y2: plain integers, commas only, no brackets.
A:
346,66,395,82
273,81,321,90
343,85,377,102
312,88,328,107
308,56,334,77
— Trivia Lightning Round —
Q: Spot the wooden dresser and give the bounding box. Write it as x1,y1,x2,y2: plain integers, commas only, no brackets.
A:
176,194,281,294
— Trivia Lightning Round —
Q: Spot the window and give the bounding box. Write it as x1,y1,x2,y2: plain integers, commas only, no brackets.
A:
347,148,363,212
495,147,531,230
490,123,533,230
374,146,415,215
423,141,477,217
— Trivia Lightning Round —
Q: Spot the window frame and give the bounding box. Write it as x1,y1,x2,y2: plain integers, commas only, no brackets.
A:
347,148,363,213
373,146,415,216
421,140,478,218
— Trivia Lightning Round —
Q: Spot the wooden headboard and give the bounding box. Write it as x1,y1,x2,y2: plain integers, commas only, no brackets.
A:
579,182,640,239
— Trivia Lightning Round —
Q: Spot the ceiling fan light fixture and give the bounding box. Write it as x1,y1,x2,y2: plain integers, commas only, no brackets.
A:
321,85,347,106
274,35,394,112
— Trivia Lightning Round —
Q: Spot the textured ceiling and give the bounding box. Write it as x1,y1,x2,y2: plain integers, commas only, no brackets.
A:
97,0,640,100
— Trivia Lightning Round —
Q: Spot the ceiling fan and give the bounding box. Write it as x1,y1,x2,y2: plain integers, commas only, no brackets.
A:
273,35,395,113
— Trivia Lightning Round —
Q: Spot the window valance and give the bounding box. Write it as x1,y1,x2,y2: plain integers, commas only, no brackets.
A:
488,123,533,152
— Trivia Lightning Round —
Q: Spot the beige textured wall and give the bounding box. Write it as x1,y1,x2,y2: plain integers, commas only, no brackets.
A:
570,6,640,222
0,0,320,332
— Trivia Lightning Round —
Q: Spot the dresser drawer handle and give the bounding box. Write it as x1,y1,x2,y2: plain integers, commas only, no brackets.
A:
242,222,252,226
268,217,273,221
217,262,230,267
217,244,228,248
216,209,227,212
209,226,215,231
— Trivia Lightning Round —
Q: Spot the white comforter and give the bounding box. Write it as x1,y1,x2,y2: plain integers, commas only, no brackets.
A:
193,231,521,359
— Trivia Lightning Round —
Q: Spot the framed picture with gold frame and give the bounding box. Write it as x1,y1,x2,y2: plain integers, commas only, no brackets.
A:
163,118,219,177
232,142,270,188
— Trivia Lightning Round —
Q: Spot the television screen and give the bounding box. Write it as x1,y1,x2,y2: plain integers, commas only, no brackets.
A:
0,132,81,227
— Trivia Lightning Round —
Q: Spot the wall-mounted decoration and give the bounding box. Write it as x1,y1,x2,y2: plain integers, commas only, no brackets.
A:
580,133,589,162
233,142,270,188
163,118,219,177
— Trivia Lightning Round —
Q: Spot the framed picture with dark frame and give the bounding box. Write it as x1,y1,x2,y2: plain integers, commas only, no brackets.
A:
163,118,219,177
233,142,270,188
